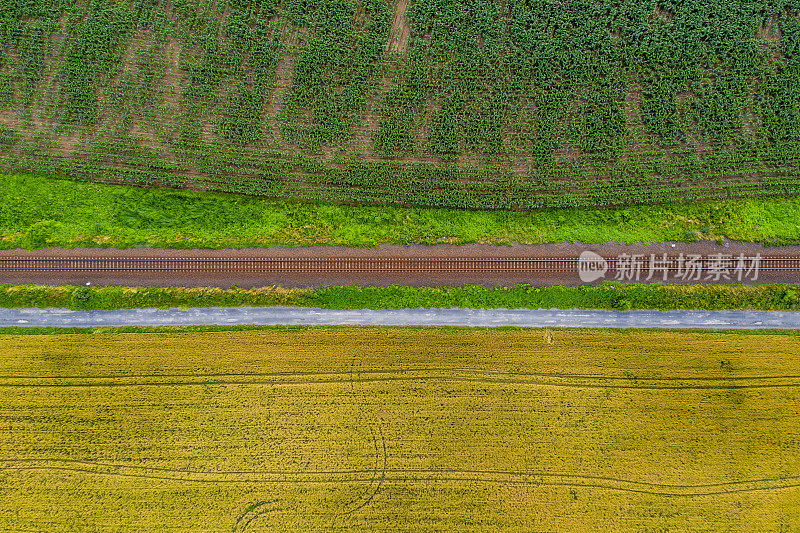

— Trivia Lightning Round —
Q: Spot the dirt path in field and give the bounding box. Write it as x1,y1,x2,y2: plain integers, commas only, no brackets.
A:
0,240,798,288
387,0,411,54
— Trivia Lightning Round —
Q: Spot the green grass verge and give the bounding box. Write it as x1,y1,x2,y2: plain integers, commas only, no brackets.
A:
2,172,800,248
2,283,799,312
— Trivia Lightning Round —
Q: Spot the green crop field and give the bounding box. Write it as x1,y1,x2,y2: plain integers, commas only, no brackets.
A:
0,1,799,209
1,328,800,530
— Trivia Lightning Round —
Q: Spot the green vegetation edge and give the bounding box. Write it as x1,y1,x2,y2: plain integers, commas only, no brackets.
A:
2,282,799,312
2,172,800,248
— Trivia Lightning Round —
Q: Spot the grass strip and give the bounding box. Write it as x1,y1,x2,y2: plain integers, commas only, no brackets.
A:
1,283,799,312
2,172,800,248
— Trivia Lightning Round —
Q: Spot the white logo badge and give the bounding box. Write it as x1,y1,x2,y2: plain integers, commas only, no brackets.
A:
578,251,608,283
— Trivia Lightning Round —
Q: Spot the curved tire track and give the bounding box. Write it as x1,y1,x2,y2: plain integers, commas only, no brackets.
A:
232,501,278,532
336,352,387,519
2,459,799,497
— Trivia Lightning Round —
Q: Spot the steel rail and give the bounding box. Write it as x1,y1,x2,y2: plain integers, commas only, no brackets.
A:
0,257,798,273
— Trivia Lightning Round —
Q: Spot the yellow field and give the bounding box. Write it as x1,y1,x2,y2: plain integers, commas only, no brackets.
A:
1,328,799,531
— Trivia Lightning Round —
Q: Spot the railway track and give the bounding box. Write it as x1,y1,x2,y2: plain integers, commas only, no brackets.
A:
0,256,799,273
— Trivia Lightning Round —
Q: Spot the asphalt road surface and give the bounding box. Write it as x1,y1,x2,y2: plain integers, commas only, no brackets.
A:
3,307,800,329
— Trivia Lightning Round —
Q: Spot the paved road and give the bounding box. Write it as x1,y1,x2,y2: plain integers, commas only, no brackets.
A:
3,307,800,329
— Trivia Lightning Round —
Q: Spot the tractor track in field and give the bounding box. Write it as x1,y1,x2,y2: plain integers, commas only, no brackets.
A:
1,242,799,287
2,369,800,390
232,500,281,533
337,351,387,519
3,458,800,497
